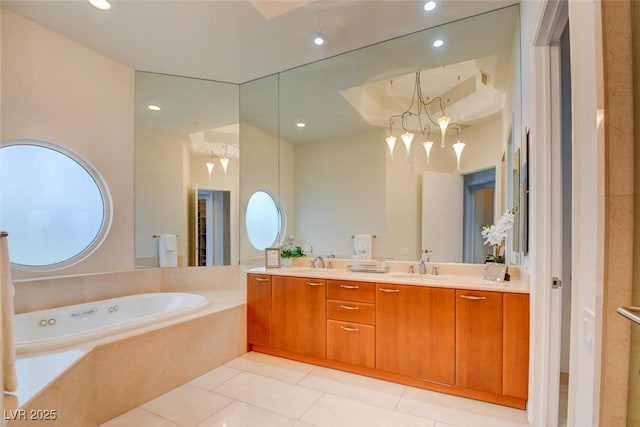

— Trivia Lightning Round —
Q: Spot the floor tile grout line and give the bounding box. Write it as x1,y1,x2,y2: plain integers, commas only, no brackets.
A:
192,398,236,427
297,391,326,424
138,406,182,427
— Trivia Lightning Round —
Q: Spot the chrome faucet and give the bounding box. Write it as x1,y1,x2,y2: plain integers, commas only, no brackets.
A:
419,259,427,275
314,256,325,269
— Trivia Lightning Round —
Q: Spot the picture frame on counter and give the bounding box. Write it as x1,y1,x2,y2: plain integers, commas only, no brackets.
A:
265,247,281,268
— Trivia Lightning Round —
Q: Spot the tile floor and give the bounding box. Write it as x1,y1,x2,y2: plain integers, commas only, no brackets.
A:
101,352,531,427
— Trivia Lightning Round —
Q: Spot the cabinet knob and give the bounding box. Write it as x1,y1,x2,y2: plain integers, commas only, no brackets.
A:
340,326,360,332
340,305,360,311
254,277,269,282
379,288,400,293
306,281,324,286
340,284,359,289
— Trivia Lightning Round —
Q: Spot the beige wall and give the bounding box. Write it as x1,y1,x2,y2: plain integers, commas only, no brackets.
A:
1,10,135,279
135,126,187,267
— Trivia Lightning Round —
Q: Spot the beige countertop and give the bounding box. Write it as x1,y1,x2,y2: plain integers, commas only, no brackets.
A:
246,262,529,294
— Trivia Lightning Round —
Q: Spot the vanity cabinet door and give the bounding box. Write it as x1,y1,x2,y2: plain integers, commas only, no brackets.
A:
455,289,503,395
247,274,272,348
327,320,375,368
376,284,455,386
272,276,327,358
503,293,530,399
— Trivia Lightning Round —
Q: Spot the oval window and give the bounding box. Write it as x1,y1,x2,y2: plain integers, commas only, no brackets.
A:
0,140,112,270
245,190,282,251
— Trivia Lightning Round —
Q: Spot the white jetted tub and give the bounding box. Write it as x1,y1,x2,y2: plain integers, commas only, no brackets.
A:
14,292,209,354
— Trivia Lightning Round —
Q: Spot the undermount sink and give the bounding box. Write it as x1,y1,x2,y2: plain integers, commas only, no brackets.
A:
390,272,447,281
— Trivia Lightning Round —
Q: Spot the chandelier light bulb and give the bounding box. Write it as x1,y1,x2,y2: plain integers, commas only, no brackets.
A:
401,132,414,164
453,140,465,172
437,115,451,148
423,140,434,165
385,135,397,163
314,30,325,46
220,157,230,174
206,161,215,180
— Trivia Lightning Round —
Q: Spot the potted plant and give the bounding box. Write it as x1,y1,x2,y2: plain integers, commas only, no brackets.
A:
280,240,305,267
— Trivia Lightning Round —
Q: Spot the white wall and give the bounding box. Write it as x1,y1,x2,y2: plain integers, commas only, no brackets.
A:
295,130,385,258
1,10,135,279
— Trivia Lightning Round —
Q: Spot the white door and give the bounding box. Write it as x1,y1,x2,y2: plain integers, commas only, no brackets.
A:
422,171,463,263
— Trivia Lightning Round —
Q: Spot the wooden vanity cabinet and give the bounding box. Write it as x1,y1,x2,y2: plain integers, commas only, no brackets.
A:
376,284,456,386
503,293,530,399
272,276,327,358
246,274,272,348
326,280,376,368
455,289,503,395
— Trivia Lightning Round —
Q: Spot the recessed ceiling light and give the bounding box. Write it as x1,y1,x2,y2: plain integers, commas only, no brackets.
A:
433,39,444,48
313,31,325,46
424,1,436,11
147,105,161,111
89,0,111,11
296,122,306,128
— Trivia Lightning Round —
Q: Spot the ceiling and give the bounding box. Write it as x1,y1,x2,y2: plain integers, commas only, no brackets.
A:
1,0,518,84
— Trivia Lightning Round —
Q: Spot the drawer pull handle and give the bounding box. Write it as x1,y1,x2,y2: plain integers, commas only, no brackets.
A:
254,277,269,282
460,295,487,300
340,284,359,289
340,305,360,311
379,288,400,293
340,326,360,332
306,281,324,286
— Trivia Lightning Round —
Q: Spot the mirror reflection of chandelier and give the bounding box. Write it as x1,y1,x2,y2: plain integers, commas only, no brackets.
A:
385,71,465,171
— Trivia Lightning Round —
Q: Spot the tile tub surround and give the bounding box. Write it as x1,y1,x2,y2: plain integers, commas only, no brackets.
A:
7,301,245,427
13,265,245,313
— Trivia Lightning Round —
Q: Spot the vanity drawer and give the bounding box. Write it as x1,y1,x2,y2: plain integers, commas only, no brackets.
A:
327,299,375,325
327,280,375,303
327,319,375,368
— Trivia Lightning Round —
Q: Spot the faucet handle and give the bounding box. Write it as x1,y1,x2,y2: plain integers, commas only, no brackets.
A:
431,265,439,275
309,259,316,268
408,265,415,274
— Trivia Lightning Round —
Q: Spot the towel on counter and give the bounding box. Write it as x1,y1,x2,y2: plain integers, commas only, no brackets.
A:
353,234,373,260
159,234,178,267
0,233,17,392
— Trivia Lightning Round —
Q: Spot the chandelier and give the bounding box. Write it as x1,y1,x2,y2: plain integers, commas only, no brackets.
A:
385,71,465,171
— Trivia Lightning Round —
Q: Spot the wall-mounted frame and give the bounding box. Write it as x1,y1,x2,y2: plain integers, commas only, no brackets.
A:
265,247,281,268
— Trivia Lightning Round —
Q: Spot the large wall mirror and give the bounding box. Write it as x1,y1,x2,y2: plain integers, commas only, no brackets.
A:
240,5,522,264
135,5,522,267
134,72,239,267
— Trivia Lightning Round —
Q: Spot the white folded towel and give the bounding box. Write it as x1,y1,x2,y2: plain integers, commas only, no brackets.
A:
353,234,373,260
159,234,178,267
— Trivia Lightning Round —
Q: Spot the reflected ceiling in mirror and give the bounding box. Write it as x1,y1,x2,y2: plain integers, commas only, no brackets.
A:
243,5,521,263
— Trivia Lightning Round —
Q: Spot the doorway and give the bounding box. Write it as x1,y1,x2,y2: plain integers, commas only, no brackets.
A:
462,168,496,263
195,189,231,266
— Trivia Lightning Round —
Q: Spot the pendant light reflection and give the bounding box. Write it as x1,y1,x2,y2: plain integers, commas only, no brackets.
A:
401,132,414,164
385,72,458,166
452,127,465,171
385,135,397,163
422,140,434,165
206,152,215,181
